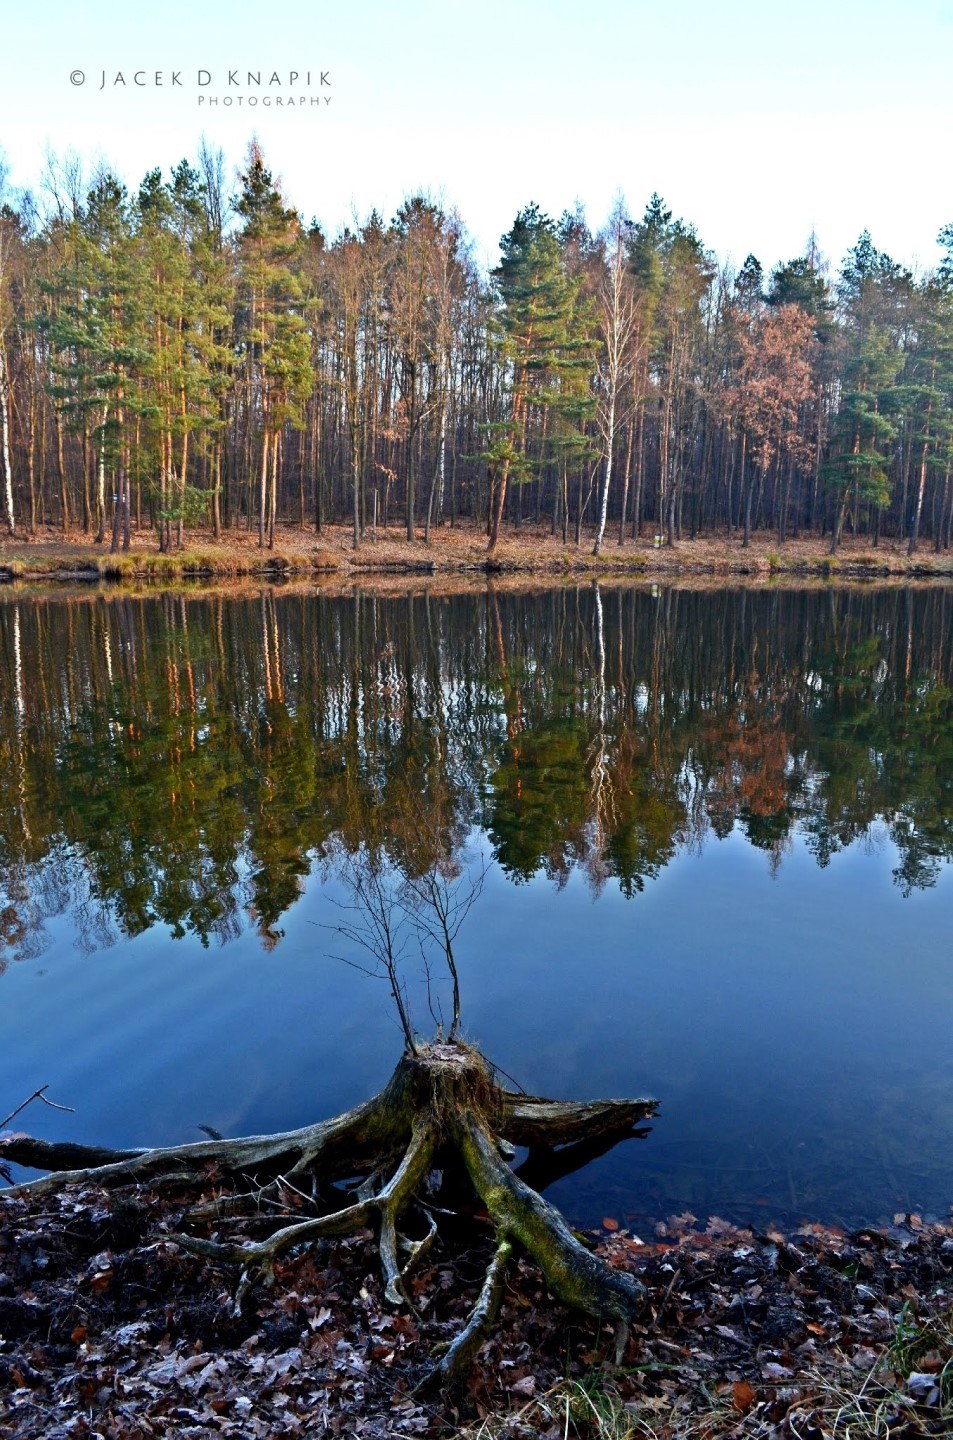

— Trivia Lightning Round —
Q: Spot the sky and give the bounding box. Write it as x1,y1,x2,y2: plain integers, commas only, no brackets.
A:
0,0,950,277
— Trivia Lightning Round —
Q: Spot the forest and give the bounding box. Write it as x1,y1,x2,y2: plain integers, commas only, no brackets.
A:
1,142,953,557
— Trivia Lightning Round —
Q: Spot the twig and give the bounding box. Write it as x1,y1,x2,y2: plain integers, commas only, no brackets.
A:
0,1085,75,1131
649,1266,682,1331
276,1173,316,1207
490,1060,527,1096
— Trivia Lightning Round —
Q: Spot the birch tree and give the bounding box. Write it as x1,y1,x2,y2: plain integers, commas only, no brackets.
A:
592,199,639,555
0,168,18,536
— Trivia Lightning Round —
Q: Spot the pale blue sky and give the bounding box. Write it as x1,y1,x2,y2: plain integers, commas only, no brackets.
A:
0,0,950,274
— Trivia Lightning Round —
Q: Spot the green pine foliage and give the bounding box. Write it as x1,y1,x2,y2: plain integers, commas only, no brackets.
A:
485,206,596,549
1,150,953,551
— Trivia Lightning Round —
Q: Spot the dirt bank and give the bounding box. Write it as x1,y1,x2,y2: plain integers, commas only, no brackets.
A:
1,1181,950,1438
3,523,953,587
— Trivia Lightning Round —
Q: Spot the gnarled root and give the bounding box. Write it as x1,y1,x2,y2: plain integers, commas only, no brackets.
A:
3,1041,656,1385
416,1236,513,1393
455,1110,647,1323
2,1093,391,1198
500,1095,657,1149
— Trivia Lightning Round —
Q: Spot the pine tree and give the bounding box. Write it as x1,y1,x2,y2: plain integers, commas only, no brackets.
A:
902,276,953,555
45,173,149,550
629,196,715,545
135,163,232,548
486,205,595,552
234,143,311,549
826,232,907,552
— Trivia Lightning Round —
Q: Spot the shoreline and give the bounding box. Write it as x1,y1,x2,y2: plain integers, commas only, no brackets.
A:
3,523,953,589
1,1179,950,1438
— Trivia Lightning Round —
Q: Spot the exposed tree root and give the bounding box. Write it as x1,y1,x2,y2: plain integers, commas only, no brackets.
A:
2,1041,657,1387
454,1108,647,1322
2,1093,390,1197
417,1235,514,1392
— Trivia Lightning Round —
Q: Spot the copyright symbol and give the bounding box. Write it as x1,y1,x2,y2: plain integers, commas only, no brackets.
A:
70,70,85,86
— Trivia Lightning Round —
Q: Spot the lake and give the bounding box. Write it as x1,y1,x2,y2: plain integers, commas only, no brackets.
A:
1,582,951,1234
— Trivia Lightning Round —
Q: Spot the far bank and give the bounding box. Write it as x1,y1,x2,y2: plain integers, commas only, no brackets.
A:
3,523,953,586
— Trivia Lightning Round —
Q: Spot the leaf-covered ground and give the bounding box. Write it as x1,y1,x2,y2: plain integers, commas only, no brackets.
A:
5,521,953,585
1,1182,950,1439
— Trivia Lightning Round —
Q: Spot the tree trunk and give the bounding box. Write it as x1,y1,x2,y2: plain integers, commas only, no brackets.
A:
739,433,752,548
487,457,510,554
212,445,222,538
593,391,616,557
0,341,14,537
936,463,951,552
95,406,108,544
617,418,634,547
55,413,69,533
259,429,270,548
269,429,279,550
908,442,930,558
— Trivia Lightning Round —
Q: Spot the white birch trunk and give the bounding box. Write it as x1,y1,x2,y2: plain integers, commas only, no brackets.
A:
593,391,615,556
0,342,14,536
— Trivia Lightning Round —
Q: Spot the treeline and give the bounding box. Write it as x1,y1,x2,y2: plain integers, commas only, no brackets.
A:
1,140,952,553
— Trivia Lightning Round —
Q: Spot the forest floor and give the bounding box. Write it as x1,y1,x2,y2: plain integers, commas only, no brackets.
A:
1,1179,950,1440
3,522,953,586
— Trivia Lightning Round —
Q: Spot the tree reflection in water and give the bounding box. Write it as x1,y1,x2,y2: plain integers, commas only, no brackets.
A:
0,583,951,969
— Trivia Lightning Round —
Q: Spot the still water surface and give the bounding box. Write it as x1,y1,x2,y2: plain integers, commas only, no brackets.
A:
1,584,951,1231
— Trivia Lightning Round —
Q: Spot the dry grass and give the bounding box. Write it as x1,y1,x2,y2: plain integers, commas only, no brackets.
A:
3,521,953,585
461,1298,953,1440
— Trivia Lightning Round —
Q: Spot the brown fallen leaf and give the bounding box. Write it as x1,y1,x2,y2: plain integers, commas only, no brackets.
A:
732,1380,756,1412
603,1217,619,1231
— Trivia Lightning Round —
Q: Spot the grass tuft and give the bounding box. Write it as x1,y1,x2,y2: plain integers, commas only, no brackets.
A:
459,1299,953,1439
